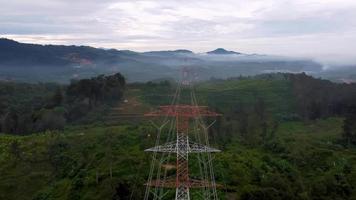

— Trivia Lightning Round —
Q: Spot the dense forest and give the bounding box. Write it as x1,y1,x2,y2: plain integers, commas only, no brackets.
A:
136,73,356,146
0,73,356,199
0,73,125,134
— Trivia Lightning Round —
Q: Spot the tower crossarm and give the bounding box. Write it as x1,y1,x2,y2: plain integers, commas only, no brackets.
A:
144,105,221,118
144,141,177,153
145,177,222,188
189,142,221,153
144,141,220,153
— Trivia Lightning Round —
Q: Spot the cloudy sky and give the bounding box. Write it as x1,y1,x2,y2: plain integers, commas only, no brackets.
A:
1,0,356,63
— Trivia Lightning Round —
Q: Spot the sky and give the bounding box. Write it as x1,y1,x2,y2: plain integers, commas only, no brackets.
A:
1,0,356,64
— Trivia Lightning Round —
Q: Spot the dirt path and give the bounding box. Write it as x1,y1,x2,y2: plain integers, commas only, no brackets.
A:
105,89,150,124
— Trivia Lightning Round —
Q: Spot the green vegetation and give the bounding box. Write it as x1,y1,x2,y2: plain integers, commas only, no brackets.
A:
1,73,356,199
197,77,295,114
219,118,355,199
0,124,152,200
1,118,354,199
0,73,125,135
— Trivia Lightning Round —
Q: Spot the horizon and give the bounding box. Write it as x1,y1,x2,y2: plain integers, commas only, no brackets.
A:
0,37,273,55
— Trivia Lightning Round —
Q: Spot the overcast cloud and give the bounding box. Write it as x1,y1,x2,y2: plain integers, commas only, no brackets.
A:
1,0,356,64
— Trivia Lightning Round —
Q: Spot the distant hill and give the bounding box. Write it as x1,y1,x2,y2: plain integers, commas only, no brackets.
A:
206,48,241,55
0,38,327,83
0,38,143,67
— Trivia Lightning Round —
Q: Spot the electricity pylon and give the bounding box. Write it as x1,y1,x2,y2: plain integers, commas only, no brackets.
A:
144,69,221,200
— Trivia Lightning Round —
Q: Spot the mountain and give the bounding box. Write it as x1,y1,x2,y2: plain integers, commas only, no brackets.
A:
0,38,138,67
206,48,241,55
0,38,327,83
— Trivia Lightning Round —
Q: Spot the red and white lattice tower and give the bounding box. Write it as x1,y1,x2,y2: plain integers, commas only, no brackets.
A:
144,68,221,200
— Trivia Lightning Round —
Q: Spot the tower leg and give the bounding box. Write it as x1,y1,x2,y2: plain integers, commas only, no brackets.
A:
176,133,190,200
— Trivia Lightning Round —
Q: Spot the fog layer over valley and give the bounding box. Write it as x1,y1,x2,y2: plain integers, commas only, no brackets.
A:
0,38,355,83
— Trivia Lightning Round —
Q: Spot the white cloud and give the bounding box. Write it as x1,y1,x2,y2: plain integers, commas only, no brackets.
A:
1,0,356,64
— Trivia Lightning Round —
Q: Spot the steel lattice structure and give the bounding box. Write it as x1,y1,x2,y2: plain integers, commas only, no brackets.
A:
143,70,222,200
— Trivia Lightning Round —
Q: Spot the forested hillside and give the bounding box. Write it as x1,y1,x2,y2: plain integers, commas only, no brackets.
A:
1,73,356,199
